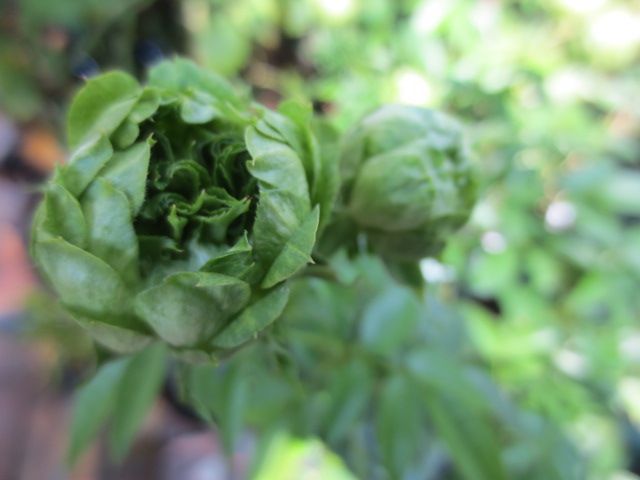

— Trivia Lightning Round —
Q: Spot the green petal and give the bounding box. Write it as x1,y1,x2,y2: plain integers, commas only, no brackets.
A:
261,206,319,288
200,233,255,280
245,126,311,267
67,71,141,149
349,147,436,232
82,178,139,284
129,87,160,123
35,238,131,318
100,140,151,215
111,120,140,149
310,119,341,232
40,183,87,247
134,272,251,347
181,92,220,124
60,134,113,197
272,103,322,199
211,284,289,349
148,58,238,106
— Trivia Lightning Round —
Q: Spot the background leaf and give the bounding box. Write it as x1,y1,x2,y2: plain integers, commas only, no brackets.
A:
108,343,167,460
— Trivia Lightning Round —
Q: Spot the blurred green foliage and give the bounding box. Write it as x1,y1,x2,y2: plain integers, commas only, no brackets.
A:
180,255,584,479
4,0,640,478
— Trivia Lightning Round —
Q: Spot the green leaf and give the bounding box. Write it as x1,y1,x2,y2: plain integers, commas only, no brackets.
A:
180,363,248,453
100,140,151,215
35,238,131,318
376,374,425,478
261,206,320,288
216,364,248,454
212,284,290,349
359,286,421,356
134,272,251,347
82,178,139,284
67,71,141,150
408,351,508,480
67,358,129,465
40,183,86,247
324,360,372,445
109,343,167,460
59,134,113,197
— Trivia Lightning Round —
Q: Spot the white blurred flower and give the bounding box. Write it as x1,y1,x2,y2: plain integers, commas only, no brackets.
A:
315,0,356,20
481,231,507,254
556,0,607,14
472,201,499,229
420,258,455,283
588,9,640,51
554,348,588,377
545,200,577,231
531,328,559,351
620,332,640,362
545,69,592,103
412,0,450,34
393,69,433,106
618,377,640,425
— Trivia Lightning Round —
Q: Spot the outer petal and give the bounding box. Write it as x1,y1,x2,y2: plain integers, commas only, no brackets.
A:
211,284,290,349
67,72,141,150
134,272,251,347
261,206,319,288
82,178,139,285
34,237,132,319
245,125,311,270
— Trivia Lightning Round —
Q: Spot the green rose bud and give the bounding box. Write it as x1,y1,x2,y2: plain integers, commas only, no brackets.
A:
31,59,337,361
339,105,476,261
